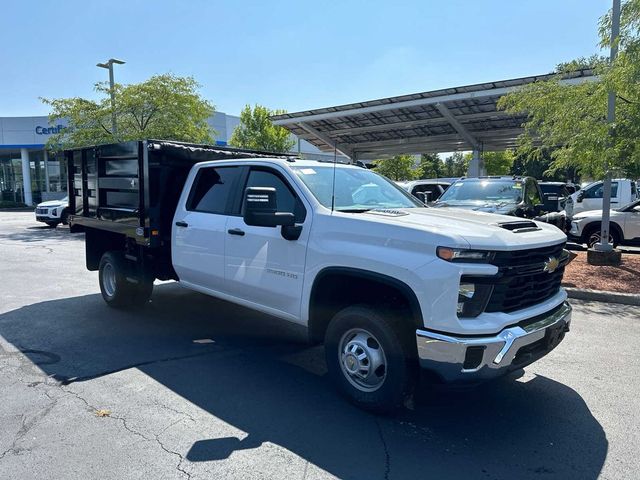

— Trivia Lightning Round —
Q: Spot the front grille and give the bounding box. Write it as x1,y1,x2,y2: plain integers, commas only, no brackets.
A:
485,242,567,313
36,208,48,214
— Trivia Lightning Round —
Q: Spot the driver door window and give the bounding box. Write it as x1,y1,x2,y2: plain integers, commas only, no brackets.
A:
243,169,306,222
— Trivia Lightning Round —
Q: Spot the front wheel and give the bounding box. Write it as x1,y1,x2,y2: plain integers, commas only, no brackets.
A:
324,305,416,413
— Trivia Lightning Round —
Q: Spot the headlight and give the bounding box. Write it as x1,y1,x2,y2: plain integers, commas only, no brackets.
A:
457,279,494,317
437,247,494,263
51,208,57,216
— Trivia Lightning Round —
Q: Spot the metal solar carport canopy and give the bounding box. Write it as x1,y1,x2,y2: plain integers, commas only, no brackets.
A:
272,69,595,160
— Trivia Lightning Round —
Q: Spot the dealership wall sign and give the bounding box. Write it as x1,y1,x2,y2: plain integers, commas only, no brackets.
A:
35,125,65,135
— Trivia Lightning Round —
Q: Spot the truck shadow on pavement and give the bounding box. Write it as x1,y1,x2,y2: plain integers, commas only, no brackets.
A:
0,283,607,480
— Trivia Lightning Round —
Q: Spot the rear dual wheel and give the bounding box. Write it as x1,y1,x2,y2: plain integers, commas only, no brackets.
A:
99,251,153,308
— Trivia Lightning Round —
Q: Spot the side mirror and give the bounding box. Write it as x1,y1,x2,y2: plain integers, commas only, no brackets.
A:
243,187,295,227
577,191,584,203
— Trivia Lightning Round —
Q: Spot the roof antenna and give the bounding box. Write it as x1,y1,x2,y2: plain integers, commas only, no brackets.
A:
331,142,337,213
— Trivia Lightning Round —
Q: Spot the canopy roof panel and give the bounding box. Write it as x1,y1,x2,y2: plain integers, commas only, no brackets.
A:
272,69,596,159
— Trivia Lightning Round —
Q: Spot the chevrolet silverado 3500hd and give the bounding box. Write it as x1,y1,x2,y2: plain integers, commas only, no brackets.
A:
68,141,572,412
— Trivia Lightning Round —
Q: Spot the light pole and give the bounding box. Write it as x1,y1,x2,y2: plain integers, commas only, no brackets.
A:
97,58,125,138
594,0,621,254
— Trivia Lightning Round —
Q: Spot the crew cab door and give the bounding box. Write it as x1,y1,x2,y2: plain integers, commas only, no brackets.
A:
172,165,244,293
225,166,311,320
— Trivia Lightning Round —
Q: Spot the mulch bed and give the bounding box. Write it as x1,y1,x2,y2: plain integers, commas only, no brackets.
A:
562,251,640,294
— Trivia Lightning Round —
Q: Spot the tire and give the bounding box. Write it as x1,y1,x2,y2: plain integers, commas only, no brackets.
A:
45,222,59,228
324,305,417,414
61,209,69,225
98,251,153,308
585,225,620,248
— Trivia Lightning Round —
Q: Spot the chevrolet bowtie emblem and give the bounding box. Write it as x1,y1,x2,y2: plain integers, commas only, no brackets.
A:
543,256,560,273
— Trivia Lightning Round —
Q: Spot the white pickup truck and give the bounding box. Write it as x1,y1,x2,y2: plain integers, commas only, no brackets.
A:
68,141,572,412
571,178,639,215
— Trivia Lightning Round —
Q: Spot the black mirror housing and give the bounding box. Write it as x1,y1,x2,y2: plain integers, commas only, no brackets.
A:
243,187,296,227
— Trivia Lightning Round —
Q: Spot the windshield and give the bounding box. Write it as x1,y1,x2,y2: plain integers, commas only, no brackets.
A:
618,199,640,211
437,180,523,204
292,165,421,211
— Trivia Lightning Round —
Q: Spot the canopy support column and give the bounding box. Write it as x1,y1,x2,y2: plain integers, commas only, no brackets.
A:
467,149,485,177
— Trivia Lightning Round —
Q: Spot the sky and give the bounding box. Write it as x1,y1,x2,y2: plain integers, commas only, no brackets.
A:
0,0,612,118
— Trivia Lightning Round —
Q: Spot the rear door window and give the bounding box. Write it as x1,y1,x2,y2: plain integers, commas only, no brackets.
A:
187,166,243,214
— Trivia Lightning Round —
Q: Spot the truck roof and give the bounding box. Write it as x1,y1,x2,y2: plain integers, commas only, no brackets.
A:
200,156,361,170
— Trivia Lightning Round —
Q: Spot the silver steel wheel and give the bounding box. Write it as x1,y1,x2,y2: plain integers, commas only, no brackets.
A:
102,262,117,298
338,328,387,392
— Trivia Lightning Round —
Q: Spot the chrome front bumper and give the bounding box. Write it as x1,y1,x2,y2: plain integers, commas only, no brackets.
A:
416,302,572,383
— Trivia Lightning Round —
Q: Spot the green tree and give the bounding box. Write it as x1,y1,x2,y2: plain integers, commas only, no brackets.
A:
442,152,468,177
463,150,515,175
42,74,214,149
230,104,296,152
498,0,640,178
419,153,443,178
373,155,423,181
510,148,579,181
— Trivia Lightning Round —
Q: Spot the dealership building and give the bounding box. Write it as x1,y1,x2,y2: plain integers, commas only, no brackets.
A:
0,112,328,206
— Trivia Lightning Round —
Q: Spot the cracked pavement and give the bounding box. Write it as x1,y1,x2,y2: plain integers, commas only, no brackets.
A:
1,211,639,480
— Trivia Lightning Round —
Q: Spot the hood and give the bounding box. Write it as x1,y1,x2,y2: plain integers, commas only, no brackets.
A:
361,207,566,250
37,199,67,207
573,208,624,219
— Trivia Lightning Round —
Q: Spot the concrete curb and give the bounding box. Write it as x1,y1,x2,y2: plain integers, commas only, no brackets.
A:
565,287,640,306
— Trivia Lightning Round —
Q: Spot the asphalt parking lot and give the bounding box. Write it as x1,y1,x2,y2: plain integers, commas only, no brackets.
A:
1,212,639,480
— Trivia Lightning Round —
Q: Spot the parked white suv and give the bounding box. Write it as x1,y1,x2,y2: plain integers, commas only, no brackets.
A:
569,199,640,247
35,196,69,228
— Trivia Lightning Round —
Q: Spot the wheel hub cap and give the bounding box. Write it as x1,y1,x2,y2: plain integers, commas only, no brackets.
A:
339,328,387,392
103,263,116,298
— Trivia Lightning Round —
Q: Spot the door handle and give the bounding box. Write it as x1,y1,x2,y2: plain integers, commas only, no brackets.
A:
228,228,245,236
175,221,189,228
